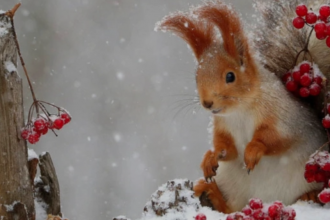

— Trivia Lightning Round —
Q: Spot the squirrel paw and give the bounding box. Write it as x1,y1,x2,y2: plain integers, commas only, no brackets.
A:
194,179,231,213
201,150,223,181
244,141,266,173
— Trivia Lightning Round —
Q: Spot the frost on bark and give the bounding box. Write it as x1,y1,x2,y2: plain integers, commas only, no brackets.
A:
0,10,35,220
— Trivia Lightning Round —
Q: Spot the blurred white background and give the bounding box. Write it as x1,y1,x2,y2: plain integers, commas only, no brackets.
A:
1,0,254,219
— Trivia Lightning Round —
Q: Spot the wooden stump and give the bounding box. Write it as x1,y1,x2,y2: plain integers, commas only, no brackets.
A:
0,10,35,220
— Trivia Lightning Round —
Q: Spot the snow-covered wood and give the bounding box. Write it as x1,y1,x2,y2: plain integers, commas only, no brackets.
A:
35,152,62,216
0,7,35,219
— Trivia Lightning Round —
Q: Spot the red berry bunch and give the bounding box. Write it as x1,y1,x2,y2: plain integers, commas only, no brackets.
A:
319,182,330,204
195,213,207,220
21,101,71,144
304,151,330,184
226,199,296,220
282,61,323,97
293,4,330,47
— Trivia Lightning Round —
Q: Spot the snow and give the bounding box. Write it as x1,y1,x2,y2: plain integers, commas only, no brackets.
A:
28,148,38,161
113,179,330,220
4,61,17,75
0,20,11,38
35,199,48,220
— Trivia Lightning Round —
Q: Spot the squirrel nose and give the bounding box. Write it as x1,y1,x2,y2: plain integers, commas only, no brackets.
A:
202,100,213,109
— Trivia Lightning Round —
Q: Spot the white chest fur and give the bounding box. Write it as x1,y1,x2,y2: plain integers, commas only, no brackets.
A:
220,109,256,159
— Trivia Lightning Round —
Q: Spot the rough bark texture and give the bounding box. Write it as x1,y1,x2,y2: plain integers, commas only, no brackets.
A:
0,12,35,220
35,153,62,216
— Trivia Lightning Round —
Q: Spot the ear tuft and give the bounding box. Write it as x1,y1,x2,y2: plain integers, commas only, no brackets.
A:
195,1,248,64
156,12,214,60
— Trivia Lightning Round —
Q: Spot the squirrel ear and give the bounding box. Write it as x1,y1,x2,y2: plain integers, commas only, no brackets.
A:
156,13,213,60
196,2,249,65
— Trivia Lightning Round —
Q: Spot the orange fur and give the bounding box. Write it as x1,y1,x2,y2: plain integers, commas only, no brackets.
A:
298,190,321,204
201,129,237,179
245,118,293,171
194,179,231,213
158,14,214,59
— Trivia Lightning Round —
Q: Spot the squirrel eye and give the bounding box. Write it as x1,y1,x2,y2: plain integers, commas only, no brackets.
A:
226,72,235,83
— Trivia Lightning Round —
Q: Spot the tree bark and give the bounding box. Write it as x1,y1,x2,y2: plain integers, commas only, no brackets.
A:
0,11,35,220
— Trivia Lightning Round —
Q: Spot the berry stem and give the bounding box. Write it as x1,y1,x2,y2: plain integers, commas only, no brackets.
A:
293,27,315,67
6,4,39,113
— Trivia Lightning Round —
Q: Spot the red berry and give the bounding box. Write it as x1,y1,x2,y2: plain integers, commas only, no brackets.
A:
225,214,235,220
326,36,330,48
315,22,327,33
305,162,319,172
286,80,298,92
252,209,264,220
242,217,253,220
316,31,327,40
320,5,330,18
242,206,252,216
249,198,263,210
21,128,30,140
268,204,281,218
300,73,312,86
327,104,330,113
315,170,326,182
282,207,296,220
39,126,48,135
299,87,310,97
319,14,328,22
314,76,323,85
304,170,315,182
296,4,308,17
315,23,327,39
309,83,321,96
53,118,64,130
282,72,291,82
60,113,71,124
322,162,330,171
27,132,40,144
293,17,305,29
306,12,318,24
319,189,330,203
299,63,311,74
34,117,47,132
322,115,330,128
273,201,284,208
292,71,301,82
328,180,330,187
195,213,206,220
326,24,330,36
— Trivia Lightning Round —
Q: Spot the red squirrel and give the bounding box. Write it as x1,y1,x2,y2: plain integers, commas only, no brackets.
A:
157,0,329,213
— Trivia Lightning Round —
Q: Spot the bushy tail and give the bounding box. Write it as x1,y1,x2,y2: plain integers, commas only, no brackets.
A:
254,0,330,78
254,0,330,115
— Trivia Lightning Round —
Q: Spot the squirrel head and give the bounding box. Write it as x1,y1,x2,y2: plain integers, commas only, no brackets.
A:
158,1,260,115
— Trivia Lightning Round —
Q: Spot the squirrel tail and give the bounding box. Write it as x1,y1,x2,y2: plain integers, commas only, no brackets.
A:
254,0,330,114
254,0,330,77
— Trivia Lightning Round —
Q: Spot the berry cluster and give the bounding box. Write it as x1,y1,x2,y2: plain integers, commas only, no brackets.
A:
304,150,330,184
305,151,330,204
226,199,296,220
195,213,207,220
282,61,323,97
293,4,330,47
21,101,71,144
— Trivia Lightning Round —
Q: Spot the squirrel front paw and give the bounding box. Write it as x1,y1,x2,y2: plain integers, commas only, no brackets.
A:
244,141,266,173
201,150,225,181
